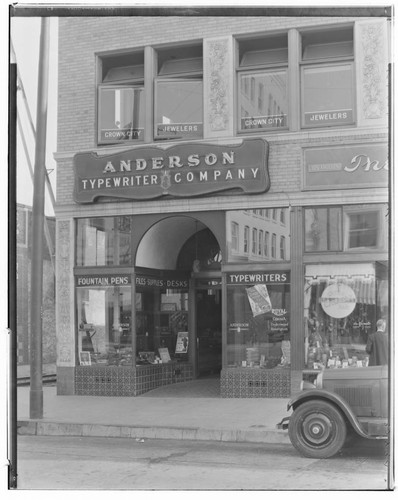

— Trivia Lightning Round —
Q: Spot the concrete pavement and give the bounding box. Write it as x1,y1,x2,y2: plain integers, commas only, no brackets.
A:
17,382,292,445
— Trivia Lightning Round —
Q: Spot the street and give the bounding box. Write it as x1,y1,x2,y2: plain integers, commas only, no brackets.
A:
16,435,390,490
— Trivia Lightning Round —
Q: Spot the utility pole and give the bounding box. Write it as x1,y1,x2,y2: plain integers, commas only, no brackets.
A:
30,18,50,419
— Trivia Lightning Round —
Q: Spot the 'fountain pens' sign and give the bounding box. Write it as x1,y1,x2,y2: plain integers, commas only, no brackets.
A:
74,138,270,203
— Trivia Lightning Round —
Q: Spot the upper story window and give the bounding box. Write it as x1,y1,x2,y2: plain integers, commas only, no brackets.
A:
231,222,239,252
271,233,277,258
304,204,388,253
259,230,264,255
300,26,355,129
280,235,286,260
280,208,286,225
97,51,145,145
264,231,270,257
244,226,250,254
237,33,288,134
155,44,203,141
252,228,258,254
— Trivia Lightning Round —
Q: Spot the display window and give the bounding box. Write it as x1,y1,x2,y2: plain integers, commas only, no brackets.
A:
226,209,290,262
226,272,291,369
304,263,387,370
76,276,132,366
76,216,133,266
135,272,189,364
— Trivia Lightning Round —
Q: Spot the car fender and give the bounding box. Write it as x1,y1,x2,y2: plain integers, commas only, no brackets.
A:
288,389,370,439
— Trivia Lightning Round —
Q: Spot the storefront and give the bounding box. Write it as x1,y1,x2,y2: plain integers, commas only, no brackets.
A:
55,15,390,398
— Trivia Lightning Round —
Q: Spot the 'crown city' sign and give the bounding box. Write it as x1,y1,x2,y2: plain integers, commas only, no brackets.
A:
74,138,270,203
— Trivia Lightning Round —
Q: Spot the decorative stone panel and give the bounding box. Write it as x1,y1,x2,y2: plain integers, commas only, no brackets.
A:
220,368,291,398
56,219,75,367
204,36,234,138
355,19,389,127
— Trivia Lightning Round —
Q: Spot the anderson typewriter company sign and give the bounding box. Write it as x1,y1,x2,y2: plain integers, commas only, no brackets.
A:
74,138,270,203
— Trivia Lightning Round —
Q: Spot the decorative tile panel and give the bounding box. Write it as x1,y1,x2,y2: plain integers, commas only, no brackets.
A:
220,368,291,398
75,363,193,396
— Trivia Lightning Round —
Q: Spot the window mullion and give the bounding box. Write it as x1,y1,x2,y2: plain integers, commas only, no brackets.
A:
288,28,300,132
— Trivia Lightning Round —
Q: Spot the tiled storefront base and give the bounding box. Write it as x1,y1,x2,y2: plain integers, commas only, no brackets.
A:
75,362,193,396
220,368,291,398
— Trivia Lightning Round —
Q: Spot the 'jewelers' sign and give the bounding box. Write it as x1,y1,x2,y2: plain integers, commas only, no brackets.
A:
74,138,270,203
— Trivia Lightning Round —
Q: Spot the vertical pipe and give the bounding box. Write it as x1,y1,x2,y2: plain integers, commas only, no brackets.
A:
8,61,18,489
30,18,50,419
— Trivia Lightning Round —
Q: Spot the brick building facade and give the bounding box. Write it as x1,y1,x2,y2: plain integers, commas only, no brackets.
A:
54,13,390,397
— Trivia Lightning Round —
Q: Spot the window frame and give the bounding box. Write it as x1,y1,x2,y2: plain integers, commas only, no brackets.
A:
244,226,250,254
231,221,239,252
271,233,277,258
153,76,204,141
252,228,258,254
280,235,286,260
237,68,289,134
300,61,356,129
97,83,145,145
264,231,270,257
299,25,356,130
304,204,388,253
97,51,145,146
259,229,264,255
344,207,384,251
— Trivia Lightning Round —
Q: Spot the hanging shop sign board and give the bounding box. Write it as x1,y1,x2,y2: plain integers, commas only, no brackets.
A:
74,138,270,203
303,143,388,190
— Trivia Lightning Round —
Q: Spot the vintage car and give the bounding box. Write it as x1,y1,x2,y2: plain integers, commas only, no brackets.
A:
278,365,389,458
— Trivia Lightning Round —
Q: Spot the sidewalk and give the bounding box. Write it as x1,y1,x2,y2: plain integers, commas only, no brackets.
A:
16,381,292,445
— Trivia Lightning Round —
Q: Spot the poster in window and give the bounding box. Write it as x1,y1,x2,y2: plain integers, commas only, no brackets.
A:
175,332,189,354
246,285,272,317
79,351,92,366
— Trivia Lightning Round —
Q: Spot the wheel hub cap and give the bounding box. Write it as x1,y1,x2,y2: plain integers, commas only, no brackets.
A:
302,413,334,445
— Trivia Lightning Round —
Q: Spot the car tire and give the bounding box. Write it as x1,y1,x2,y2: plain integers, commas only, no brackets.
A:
288,400,347,459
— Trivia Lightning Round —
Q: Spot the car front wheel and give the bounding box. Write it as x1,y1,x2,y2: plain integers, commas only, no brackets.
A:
288,400,347,459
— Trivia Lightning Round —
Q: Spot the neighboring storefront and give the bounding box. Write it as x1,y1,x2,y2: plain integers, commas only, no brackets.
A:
55,15,390,397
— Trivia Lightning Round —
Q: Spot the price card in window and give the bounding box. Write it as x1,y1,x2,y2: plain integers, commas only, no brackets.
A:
158,347,171,363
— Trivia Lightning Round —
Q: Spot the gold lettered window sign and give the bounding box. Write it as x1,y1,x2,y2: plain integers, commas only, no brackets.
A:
74,138,270,203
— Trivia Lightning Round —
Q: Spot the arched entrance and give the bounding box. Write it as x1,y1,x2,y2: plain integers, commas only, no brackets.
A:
135,215,222,380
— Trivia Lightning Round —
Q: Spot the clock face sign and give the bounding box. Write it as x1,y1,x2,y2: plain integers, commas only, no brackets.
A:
320,283,357,319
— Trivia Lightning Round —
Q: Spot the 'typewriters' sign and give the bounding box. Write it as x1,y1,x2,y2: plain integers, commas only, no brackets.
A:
74,138,270,203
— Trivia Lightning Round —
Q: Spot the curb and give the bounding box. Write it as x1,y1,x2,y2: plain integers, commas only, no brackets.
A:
17,420,291,445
